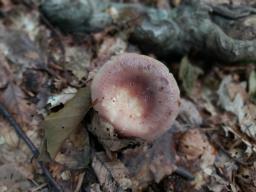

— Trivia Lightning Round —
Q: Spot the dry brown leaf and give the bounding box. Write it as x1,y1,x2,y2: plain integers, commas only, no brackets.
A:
88,36,127,81
90,113,136,152
218,76,256,152
0,163,34,191
177,98,203,127
0,26,49,100
178,128,216,190
92,152,132,192
121,128,178,190
6,7,40,41
236,163,256,192
1,83,36,125
0,52,37,128
54,125,91,169
178,129,216,162
0,27,46,72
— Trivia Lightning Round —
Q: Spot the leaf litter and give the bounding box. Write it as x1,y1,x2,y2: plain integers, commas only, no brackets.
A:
218,75,256,152
1,1,256,192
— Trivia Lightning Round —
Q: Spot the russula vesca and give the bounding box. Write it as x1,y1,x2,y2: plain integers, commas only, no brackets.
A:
91,53,180,141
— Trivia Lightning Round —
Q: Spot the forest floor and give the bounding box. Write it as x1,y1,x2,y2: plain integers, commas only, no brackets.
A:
0,0,256,192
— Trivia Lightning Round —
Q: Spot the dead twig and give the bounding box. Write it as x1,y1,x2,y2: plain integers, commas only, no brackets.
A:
0,103,63,192
0,103,39,156
29,183,48,192
175,166,195,181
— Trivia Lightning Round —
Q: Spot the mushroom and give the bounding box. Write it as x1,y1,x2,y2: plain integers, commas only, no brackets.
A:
91,53,180,142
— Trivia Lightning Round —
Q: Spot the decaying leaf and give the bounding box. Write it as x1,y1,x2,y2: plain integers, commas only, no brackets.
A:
121,128,178,190
218,76,256,140
206,172,232,192
177,98,203,127
90,113,138,152
0,163,34,192
65,45,92,80
178,128,217,190
54,125,91,169
1,83,37,125
0,51,37,127
88,36,127,82
178,129,216,162
2,1,256,191
179,56,203,95
236,163,256,192
249,70,256,102
96,37,127,62
0,26,46,72
41,87,91,159
92,152,132,191
6,5,40,41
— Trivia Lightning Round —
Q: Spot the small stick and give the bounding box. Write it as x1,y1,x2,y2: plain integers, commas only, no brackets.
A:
0,103,63,192
29,183,47,192
175,166,195,181
0,103,39,157
39,162,64,192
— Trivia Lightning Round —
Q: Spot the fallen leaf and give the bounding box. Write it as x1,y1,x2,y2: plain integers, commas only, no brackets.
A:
121,127,178,190
236,163,256,192
90,113,137,152
88,36,127,81
177,128,216,190
177,98,203,127
0,163,34,191
92,152,132,191
179,56,203,95
0,51,36,127
249,70,256,103
218,76,256,140
54,125,91,169
0,27,46,72
204,173,230,192
41,87,91,159
178,129,215,161
65,45,92,80
3,3,40,41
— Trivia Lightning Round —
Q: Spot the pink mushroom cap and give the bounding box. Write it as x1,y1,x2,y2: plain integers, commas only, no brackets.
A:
91,53,180,141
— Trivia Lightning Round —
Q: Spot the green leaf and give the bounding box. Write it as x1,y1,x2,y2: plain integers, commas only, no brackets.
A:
179,56,203,95
41,87,91,159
